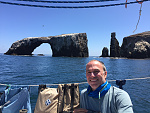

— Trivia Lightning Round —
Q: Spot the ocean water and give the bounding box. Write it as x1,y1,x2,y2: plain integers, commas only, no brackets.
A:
0,53,150,113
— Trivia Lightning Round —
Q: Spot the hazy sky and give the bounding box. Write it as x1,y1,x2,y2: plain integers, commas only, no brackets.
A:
0,0,150,56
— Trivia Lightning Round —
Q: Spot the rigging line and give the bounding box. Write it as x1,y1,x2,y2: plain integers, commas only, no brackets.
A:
15,0,118,4
0,76,150,87
125,76,150,81
0,0,149,8
133,3,142,33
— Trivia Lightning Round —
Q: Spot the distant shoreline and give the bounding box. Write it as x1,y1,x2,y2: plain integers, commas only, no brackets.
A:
0,53,150,60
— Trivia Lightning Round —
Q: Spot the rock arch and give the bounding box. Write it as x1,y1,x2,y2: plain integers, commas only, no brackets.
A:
5,33,89,57
33,43,52,55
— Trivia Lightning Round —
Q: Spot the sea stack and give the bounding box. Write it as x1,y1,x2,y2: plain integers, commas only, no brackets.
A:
101,47,109,57
110,32,120,57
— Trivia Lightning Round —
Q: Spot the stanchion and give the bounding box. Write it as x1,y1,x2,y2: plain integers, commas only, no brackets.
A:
116,80,126,89
38,84,46,94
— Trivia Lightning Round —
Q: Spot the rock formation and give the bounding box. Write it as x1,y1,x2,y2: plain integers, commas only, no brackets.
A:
110,32,120,57
5,33,89,57
120,31,150,58
101,47,109,57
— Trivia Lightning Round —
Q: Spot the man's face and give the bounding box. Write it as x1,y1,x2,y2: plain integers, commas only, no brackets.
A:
86,61,107,91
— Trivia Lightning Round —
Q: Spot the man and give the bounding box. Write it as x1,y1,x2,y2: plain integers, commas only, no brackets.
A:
74,60,133,113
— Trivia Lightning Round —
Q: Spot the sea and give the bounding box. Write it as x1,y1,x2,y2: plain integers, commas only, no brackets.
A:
0,53,150,113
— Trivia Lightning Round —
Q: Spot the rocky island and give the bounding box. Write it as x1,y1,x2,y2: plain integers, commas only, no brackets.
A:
101,31,150,59
5,33,89,57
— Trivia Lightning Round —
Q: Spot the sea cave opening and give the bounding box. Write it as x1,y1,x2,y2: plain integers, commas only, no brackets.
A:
32,43,52,56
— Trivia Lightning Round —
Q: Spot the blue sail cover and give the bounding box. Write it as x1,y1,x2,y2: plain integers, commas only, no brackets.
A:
0,87,31,113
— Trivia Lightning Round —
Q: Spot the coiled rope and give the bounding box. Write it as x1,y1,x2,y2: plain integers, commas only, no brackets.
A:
0,0,149,8
0,76,150,87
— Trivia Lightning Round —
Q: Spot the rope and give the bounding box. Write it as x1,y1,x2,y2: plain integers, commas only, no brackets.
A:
125,76,150,81
0,76,150,87
0,0,149,8
133,3,142,33
15,0,118,4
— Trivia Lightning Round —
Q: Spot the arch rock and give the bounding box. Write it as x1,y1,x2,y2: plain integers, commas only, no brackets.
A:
5,33,89,57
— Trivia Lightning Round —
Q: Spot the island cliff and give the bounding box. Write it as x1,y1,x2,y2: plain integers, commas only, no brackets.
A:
120,31,150,58
5,33,89,57
101,31,150,59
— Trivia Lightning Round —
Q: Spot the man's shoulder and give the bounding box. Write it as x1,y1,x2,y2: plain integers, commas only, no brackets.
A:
111,86,129,95
80,88,89,100
81,88,87,94
110,86,132,104
111,87,133,112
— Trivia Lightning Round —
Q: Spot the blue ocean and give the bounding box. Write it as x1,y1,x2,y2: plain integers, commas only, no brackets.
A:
0,53,150,113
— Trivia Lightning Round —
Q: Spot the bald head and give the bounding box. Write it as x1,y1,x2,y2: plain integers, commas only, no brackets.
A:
86,60,107,72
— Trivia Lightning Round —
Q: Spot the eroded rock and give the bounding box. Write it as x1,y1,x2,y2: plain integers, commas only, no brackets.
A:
5,33,89,57
120,31,150,58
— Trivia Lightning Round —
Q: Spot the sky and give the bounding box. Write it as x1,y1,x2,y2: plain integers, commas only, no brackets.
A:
0,0,150,56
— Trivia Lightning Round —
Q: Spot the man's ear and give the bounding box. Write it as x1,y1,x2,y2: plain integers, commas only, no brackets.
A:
104,71,107,79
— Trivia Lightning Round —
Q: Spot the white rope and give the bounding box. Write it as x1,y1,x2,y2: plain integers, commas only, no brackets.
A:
0,76,150,87
125,76,150,81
